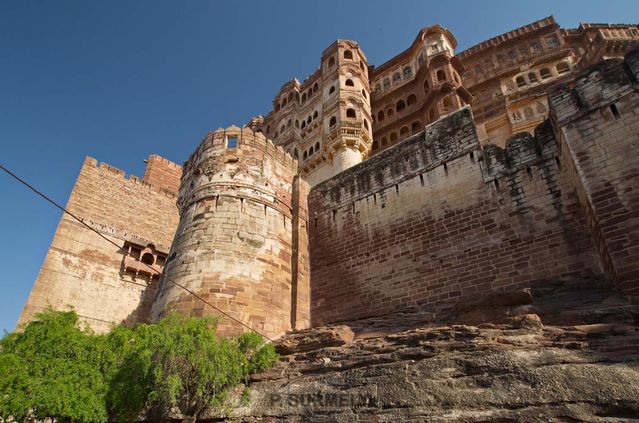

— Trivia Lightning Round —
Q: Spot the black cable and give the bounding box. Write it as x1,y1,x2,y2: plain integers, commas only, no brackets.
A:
0,162,292,351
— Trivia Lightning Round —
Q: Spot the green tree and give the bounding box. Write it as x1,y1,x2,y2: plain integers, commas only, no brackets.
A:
0,308,111,422
107,312,278,422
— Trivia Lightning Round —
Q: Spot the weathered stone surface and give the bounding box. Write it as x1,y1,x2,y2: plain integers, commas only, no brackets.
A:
210,278,639,422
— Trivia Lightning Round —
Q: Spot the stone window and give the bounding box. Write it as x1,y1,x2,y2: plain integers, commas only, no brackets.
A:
396,100,405,112
540,68,552,79
390,132,398,142
392,72,401,84
508,50,517,61
530,41,542,53
328,57,335,67
313,111,319,120
428,108,436,122
383,78,391,90
363,119,369,129
313,83,319,93
556,62,570,75
437,69,446,82
315,142,320,151
227,136,238,149
307,116,312,124
372,140,379,150
411,121,421,133
403,66,412,77
400,126,409,137
301,121,306,129
545,36,560,47
528,72,538,84
536,102,547,114
123,242,166,282
407,94,417,106
345,79,354,87
516,76,527,88
378,110,385,121
518,46,529,57
424,79,430,93
329,116,337,127
346,108,356,118
344,50,353,60
512,110,522,122
362,89,367,99
295,120,299,128
301,93,307,102
387,108,394,117
524,106,534,119
374,84,381,93
309,146,314,155
303,151,308,161
329,86,336,95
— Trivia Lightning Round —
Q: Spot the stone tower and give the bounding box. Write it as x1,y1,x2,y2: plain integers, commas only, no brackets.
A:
151,126,310,338
321,40,373,176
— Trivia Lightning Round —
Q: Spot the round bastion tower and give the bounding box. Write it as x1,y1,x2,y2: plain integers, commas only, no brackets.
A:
151,126,301,338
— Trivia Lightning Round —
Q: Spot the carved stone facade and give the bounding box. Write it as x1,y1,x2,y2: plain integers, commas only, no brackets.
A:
17,17,639,338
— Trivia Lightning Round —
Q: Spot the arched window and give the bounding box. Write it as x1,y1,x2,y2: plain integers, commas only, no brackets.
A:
345,79,354,87
303,151,308,161
424,79,430,93
407,94,417,106
302,93,307,102
287,119,292,127
329,86,336,95
363,119,369,129
411,121,421,133
315,142,320,151
400,126,409,136
428,108,436,122
275,103,280,112
383,78,391,89
328,57,335,67
396,100,406,112
387,108,394,117
556,62,570,75
313,83,319,93
313,111,318,119
293,149,299,160
443,96,453,109
141,252,154,265
309,146,314,155
524,106,534,119
274,131,278,137
344,50,353,60
282,98,288,106
288,93,294,102
390,132,398,142
436,69,446,82
362,89,367,98
346,108,356,118
381,137,388,146
516,76,527,88
539,68,552,79
301,121,306,129
307,116,312,124
374,84,381,93
378,110,385,121
295,120,299,128
392,72,401,84
403,66,412,77
372,140,379,150
329,116,337,127
528,72,538,84
281,125,286,133
512,111,522,122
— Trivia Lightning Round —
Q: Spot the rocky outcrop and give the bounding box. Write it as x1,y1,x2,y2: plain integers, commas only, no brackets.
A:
211,278,639,422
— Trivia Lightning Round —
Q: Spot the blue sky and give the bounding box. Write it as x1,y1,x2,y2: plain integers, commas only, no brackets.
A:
1,0,638,333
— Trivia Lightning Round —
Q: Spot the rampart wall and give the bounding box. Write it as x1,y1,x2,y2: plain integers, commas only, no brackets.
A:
18,157,180,332
550,49,639,298
308,107,600,325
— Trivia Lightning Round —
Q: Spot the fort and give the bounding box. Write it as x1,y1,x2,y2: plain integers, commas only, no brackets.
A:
18,17,639,342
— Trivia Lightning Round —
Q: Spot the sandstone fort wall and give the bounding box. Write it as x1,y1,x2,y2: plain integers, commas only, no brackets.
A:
18,157,181,332
151,127,310,338
308,107,600,326
550,50,639,298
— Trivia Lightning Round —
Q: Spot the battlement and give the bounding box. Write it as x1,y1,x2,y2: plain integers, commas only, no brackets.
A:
549,47,639,125
84,156,178,199
311,107,478,208
457,16,557,60
481,120,557,181
183,125,297,176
